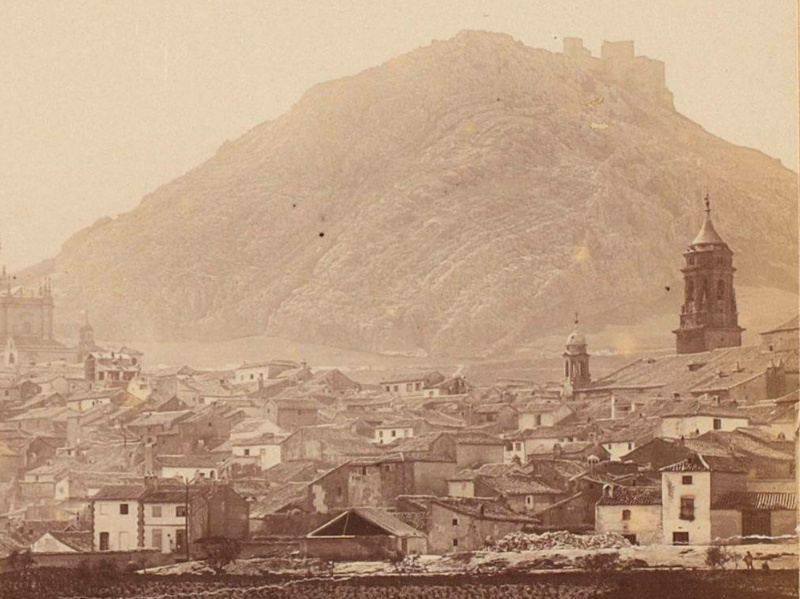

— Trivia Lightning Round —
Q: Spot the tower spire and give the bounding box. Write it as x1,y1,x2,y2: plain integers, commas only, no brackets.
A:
704,191,711,216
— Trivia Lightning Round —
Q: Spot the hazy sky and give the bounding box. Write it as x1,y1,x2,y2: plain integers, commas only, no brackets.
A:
1,0,796,271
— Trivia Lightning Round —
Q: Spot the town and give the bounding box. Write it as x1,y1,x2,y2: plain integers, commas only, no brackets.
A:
0,197,795,573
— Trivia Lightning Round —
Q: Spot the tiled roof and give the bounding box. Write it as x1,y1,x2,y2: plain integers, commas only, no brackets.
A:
711,492,796,511
596,486,662,506
449,431,504,446
760,316,799,335
92,484,146,500
430,496,538,523
505,426,586,440
308,507,425,538
249,482,309,517
128,410,192,428
482,475,563,496
591,346,799,397
661,453,747,473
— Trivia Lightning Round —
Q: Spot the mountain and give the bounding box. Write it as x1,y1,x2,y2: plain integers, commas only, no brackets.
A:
23,31,798,357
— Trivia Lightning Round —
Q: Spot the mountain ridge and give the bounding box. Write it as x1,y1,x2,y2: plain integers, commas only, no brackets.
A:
19,30,798,357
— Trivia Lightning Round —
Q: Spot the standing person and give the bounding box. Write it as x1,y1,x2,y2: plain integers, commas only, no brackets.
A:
743,551,754,570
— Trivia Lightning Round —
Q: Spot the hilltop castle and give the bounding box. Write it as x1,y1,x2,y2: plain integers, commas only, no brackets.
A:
562,38,674,106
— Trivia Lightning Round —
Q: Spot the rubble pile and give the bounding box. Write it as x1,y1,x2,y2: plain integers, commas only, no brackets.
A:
490,531,631,551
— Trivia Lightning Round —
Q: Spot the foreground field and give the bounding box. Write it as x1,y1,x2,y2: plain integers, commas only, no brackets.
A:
0,569,797,599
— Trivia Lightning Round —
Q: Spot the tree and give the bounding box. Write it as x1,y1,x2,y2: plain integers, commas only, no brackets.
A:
202,537,241,575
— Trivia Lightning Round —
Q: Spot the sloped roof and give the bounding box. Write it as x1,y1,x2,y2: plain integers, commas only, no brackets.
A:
711,492,796,511
308,507,425,538
430,496,538,523
760,315,799,335
249,482,309,517
596,486,662,506
92,484,146,500
482,475,564,496
158,454,222,469
661,453,747,473
46,531,93,552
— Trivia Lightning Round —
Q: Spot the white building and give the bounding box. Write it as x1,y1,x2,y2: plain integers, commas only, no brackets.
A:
231,434,282,470
659,407,750,438
141,486,189,554
91,484,146,551
595,485,662,545
159,455,221,481
373,421,416,445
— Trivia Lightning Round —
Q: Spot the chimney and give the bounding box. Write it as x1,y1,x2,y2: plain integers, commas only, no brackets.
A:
678,435,685,447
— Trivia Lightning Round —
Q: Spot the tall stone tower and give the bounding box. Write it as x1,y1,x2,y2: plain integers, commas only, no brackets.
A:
563,314,591,398
673,195,744,354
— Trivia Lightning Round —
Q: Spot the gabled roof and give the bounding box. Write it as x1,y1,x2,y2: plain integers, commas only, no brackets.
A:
481,475,563,496
308,507,425,538
760,316,799,335
44,531,93,552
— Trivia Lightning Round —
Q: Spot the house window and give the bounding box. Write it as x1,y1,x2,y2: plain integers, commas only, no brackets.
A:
452,518,459,526
176,505,187,518
682,476,693,485
416,383,422,390
514,442,522,451
99,532,110,551
384,465,391,472
525,496,533,506
672,532,690,545
627,443,633,450
152,505,162,518
250,374,254,380
379,430,384,438
152,528,162,549
452,538,459,547
622,509,631,521
406,383,413,392
535,414,542,426
713,418,722,430
99,503,109,515
679,497,695,521
360,466,367,475
119,503,129,515
244,449,250,456
391,430,396,437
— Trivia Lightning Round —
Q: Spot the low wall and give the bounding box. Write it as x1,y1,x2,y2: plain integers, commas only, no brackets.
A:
239,539,303,559
0,550,171,573
254,513,334,537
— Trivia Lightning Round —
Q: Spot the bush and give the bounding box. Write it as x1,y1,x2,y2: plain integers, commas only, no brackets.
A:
705,543,738,570
577,551,621,572
202,537,242,575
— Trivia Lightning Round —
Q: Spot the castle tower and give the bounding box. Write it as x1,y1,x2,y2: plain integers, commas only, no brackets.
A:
673,194,744,354
563,314,591,398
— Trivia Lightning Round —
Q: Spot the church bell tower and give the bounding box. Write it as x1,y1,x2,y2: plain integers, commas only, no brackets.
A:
673,194,744,354
563,314,591,398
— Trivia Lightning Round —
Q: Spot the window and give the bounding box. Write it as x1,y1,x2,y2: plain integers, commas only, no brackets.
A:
525,496,533,506
119,503,129,515
415,382,422,391
379,430,384,438
627,443,633,450
151,505,162,518
514,442,522,451
99,503,109,515
452,538,459,547
99,532,110,551
391,430,396,437
713,418,722,430
394,385,399,392
622,509,631,521
535,414,542,426
152,528,162,550
360,466,367,475
384,465,391,472
672,532,690,545
176,505,187,517
452,518,459,526
406,383,413,392
679,497,695,521
250,374,254,380
682,476,693,485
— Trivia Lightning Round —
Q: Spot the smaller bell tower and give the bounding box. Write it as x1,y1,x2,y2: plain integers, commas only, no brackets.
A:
563,313,591,398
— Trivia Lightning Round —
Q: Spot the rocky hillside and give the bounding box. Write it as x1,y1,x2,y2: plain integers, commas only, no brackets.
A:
24,31,798,357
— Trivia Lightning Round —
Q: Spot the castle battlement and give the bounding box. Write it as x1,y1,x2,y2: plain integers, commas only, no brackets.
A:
563,38,672,105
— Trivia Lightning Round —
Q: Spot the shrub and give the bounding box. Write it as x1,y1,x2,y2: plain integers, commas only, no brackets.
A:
202,537,241,575
705,544,735,570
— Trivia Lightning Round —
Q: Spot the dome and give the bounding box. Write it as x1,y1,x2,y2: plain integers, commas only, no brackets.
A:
566,330,586,347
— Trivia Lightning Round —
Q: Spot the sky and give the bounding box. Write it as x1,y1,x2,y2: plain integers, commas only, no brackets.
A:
1,0,796,271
